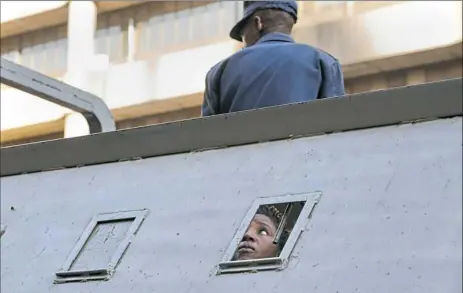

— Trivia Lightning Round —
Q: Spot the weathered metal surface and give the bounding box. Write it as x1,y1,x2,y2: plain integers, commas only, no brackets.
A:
1,116,461,293
1,78,462,177
0,57,116,135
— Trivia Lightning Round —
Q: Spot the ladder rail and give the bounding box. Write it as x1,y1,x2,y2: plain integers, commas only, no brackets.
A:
0,57,116,134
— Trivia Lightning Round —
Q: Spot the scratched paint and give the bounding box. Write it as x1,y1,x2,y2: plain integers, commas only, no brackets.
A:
0,117,461,293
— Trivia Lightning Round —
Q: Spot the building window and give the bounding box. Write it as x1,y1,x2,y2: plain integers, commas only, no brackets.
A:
95,9,130,63
315,1,346,13
1,25,68,76
386,71,407,88
316,1,345,6
134,1,238,58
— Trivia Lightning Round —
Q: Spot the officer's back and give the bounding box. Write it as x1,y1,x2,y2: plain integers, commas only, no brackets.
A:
202,1,345,116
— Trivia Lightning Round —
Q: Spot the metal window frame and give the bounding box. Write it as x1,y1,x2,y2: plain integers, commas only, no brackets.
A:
216,192,322,275
54,209,149,284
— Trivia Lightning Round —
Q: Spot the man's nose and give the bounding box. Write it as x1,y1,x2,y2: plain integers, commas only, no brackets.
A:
242,229,256,242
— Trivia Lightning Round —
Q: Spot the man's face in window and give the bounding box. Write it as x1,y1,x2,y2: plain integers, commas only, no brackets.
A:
234,213,279,260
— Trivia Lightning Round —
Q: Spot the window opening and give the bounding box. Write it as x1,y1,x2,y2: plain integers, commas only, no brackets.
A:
54,209,149,284
1,24,68,76
217,192,321,274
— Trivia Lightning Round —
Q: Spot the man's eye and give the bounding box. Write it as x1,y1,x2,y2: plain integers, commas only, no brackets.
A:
258,229,268,236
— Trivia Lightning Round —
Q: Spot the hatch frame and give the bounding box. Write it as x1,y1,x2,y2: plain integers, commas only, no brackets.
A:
54,209,149,284
216,191,322,275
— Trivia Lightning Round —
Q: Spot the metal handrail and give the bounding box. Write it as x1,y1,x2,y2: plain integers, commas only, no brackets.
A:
0,57,116,134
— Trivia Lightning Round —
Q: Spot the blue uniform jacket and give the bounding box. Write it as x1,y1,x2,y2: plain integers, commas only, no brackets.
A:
202,33,345,116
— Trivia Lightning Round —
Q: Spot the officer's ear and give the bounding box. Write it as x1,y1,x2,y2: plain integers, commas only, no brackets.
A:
253,15,263,32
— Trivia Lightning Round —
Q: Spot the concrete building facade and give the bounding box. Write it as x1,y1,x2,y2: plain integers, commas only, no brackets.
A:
1,1,462,146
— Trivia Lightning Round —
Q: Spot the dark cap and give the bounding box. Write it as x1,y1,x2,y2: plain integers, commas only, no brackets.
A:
229,1,298,42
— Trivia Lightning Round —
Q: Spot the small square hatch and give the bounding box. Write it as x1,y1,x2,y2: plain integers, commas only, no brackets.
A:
54,209,149,284
217,192,321,274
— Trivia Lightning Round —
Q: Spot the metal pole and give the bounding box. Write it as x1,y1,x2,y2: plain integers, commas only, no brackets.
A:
0,57,116,134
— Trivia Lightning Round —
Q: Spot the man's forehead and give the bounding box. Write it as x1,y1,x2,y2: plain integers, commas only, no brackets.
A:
252,214,275,227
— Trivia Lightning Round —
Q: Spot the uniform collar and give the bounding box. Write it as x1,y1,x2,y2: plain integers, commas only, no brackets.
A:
256,32,295,45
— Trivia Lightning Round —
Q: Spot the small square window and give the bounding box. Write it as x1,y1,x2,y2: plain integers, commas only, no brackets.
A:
54,209,149,284
217,192,321,274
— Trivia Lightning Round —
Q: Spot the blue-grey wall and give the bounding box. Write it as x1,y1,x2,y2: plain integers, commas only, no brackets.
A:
1,117,461,293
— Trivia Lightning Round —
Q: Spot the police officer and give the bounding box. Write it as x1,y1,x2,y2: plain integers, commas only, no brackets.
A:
202,1,345,117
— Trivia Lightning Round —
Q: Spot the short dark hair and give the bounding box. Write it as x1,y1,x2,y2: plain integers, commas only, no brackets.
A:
256,205,281,227
254,9,295,35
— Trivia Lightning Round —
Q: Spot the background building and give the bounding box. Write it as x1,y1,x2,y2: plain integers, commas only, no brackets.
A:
1,1,462,146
